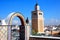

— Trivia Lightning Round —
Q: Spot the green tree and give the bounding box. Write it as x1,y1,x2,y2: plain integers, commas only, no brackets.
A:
32,29,37,35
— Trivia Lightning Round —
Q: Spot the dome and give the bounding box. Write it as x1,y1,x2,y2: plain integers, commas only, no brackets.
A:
35,3,40,10
2,20,7,25
0,19,7,25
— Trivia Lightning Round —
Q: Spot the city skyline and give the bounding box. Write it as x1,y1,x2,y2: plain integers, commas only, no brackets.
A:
0,0,60,25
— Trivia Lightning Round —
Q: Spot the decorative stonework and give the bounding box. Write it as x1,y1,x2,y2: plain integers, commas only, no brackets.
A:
0,26,7,40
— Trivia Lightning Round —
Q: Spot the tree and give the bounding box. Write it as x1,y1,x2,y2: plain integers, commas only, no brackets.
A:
32,29,37,35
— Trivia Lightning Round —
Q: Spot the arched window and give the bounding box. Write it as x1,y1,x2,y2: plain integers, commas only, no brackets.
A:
33,13,37,15
39,13,42,15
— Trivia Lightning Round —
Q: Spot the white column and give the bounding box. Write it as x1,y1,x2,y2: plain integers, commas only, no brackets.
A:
25,24,30,40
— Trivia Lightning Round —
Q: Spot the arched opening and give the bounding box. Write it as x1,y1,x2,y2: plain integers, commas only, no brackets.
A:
12,17,21,25
8,12,25,26
11,17,21,40
7,12,26,40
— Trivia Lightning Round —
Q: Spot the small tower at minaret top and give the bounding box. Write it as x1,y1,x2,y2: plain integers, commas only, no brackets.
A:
35,0,40,10
35,3,40,10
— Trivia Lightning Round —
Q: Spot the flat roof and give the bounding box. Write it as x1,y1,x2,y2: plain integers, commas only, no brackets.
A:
30,35,60,39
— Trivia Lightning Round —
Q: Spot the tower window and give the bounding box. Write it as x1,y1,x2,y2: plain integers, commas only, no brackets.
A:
39,13,42,15
33,13,36,15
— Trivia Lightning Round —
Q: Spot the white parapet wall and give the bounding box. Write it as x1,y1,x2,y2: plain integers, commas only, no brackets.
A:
30,35,60,39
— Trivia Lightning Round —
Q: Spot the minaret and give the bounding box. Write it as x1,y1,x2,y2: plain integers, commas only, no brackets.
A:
25,17,30,40
32,3,44,34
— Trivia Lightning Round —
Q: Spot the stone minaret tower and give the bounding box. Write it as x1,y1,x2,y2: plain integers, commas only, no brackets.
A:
32,3,44,34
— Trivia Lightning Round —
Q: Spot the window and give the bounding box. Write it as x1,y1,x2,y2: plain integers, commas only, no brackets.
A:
33,13,36,15
39,13,42,15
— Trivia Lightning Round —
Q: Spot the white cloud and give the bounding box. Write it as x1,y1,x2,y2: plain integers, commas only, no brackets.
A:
50,19,58,23
45,18,60,26
12,20,21,25
12,19,31,25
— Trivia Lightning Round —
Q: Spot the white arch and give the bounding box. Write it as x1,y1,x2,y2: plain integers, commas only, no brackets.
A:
6,12,26,26
5,12,26,40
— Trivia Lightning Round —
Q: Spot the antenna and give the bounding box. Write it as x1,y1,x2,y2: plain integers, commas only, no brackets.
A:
36,0,38,4
35,0,38,6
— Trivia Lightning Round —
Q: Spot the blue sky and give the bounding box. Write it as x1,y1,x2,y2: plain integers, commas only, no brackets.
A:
0,0,60,25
